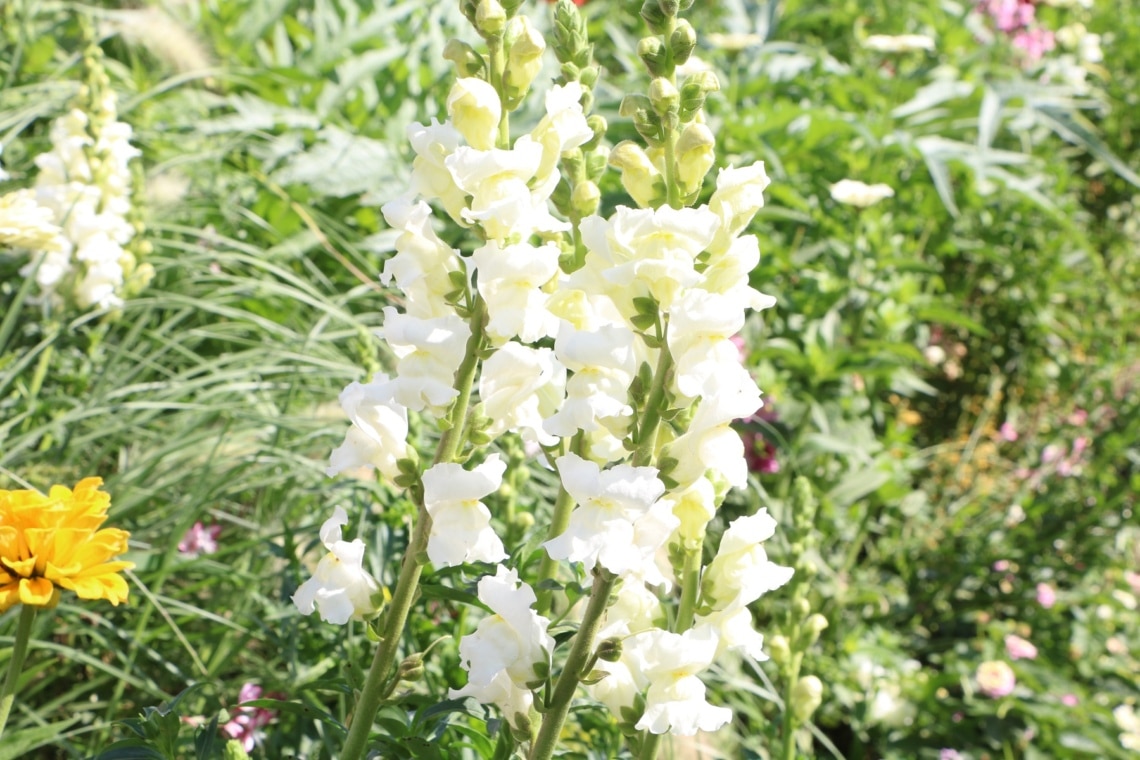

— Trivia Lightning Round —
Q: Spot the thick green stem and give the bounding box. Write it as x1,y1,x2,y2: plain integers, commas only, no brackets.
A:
528,571,617,760
0,605,36,738
780,647,805,760
633,341,672,468
674,545,702,632
340,299,486,760
534,485,575,616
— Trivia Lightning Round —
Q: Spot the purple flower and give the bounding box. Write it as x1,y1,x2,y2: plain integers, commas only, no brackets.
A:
178,521,222,558
1036,582,1057,609
221,683,276,752
1061,693,1079,707
999,421,1018,442
1005,634,1038,661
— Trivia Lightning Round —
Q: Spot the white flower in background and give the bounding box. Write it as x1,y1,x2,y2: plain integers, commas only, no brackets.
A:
706,32,765,51
863,34,936,53
327,375,410,480
702,510,794,611
456,565,554,687
446,136,568,241
479,342,566,447
543,323,638,443
580,205,719,314
543,453,669,578
0,189,63,252
1114,704,1140,752
707,161,770,254
531,82,594,183
447,77,502,151
293,507,383,624
375,307,470,414
450,669,534,731
422,455,508,567
407,119,469,225
380,197,461,319
633,628,733,736
472,240,561,343
830,179,895,208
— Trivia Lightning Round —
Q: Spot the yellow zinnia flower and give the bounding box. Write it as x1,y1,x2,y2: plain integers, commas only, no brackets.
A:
0,478,134,612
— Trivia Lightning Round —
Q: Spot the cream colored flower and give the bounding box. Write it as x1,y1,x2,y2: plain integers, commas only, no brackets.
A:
830,179,895,208
863,34,936,53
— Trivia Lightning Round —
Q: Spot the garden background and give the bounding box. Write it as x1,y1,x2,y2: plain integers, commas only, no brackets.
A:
0,0,1137,758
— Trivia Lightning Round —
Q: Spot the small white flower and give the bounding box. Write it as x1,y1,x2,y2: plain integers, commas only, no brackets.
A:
447,77,502,151
700,234,777,312
668,288,750,401
380,197,461,319
0,189,64,252
708,161,770,254
662,371,764,488
407,119,469,225
456,565,554,686
542,323,638,442
478,342,566,446
531,82,594,183
450,670,534,731
422,455,508,567
375,308,471,414
293,507,383,624
472,240,561,343
633,628,733,736
830,179,895,208
863,34,936,53
693,607,768,660
702,510,794,611
327,375,410,481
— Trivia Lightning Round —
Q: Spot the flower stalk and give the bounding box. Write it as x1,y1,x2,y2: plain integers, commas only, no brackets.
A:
0,605,36,738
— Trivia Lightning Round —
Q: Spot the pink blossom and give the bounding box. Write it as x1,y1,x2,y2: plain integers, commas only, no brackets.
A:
993,559,1011,572
179,521,222,558
1005,634,1038,661
1041,444,1064,465
940,750,964,760
1061,693,1079,707
999,421,1018,442
1124,571,1140,596
1013,28,1055,62
976,660,1016,698
1036,582,1057,609
221,683,276,752
1066,408,1088,426
730,334,747,364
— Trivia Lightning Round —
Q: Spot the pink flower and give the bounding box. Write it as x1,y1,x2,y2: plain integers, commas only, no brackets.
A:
1005,634,1038,661
999,421,1018,442
940,750,964,760
730,334,748,364
221,683,276,752
993,559,1011,572
178,521,222,558
1124,571,1140,596
976,660,1016,698
1041,444,1064,465
1061,693,1079,707
1012,28,1055,62
1066,408,1088,426
1036,582,1057,608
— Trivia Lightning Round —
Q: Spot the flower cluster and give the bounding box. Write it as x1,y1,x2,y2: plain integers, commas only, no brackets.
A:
977,0,1056,62
21,49,150,311
221,682,277,753
0,478,133,612
301,0,794,747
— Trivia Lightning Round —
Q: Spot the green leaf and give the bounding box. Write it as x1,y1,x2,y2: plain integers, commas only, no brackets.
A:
0,719,82,760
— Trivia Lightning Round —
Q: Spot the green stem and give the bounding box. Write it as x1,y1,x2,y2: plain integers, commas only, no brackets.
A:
632,340,673,468
340,298,486,760
0,605,37,738
674,545,702,632
535,434,583,616
780,634,805,760
488,37,510,148
528,571,617,760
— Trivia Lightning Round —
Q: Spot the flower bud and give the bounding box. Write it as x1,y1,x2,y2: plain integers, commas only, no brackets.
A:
505,16,545,97
571,179,600,217
475,0,506,36
596,637,623,662
444,39,485,78
793,597,811,620
806,613,829,639
648,77,680,117
608,141,663,208
447,77,501,151
674,121,715,194
398,653,425,681
223,740,252,760
679,71,720,121
791,675,823,723
767,634,791,666
638,36,668,77
670,20,697,65
639,0,667,33
657,0,680,17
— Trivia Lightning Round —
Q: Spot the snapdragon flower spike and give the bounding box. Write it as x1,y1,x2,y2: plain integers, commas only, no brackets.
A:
456,565,554,687
422,455,508,567
293,507,383,625
543,453,673,580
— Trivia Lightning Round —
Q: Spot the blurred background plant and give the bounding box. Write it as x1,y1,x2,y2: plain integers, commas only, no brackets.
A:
0,0,1135,757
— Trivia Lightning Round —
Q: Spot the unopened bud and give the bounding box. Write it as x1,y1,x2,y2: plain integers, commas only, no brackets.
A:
791,675,824,723
639,0,667,32
505,16,545,96
443,39,485,78
638,36,667,77
767,634,791,666
513,511,535,530
447,77,501,151
670,20,697,64
609,141,663,208
679,71,720,121
398,653,425,681
572,180,601,216
657,0,680,17
793,597,811,619
475,0,506,36
596,637,624,663
648,77,680,116
674,121,715,194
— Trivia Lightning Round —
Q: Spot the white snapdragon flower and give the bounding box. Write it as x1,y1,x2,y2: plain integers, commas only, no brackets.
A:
293,506,383,624
707,161,770,254
702,510,794,611
0,189,64,252
693,606,767,660
598,578,665,640
633,628,733,736
422,455,508,567
668,288,748,401
456,565,554,687
580,205,718,314
830,179,895,208
447,77,502,151
376,307,471,414
327,375,410,480
531,82,594,183
407,119,469,225
664,477,718,542
662,369,763,488
543,453,669,578
472,240,561,343
478,342,566,447
700,234,778,312
446,137,568,241
450,670,534,731
380,197,461,319
543,323,638,444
